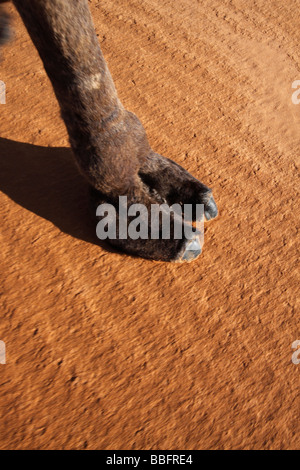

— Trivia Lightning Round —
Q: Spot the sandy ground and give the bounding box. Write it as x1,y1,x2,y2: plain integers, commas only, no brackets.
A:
0,0,299,450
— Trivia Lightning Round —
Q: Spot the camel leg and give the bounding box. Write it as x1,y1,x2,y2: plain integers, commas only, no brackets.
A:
11,0,217,261
0,0,11,46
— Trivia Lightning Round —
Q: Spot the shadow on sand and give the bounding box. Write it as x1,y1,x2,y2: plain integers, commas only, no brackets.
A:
0,137,114,251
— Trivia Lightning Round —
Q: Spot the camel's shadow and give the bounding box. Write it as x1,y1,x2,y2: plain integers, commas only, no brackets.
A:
0,137,112,251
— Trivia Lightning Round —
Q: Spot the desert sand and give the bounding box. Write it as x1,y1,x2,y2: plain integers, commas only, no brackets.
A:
0,0,299,450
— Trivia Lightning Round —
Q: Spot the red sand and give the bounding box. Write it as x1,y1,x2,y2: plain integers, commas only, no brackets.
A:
0,0,299,449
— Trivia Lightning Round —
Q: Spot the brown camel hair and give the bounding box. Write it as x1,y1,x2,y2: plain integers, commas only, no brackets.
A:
0,0,218,261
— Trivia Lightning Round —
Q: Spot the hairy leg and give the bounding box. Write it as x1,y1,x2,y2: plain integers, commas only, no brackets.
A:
11,0,217,261
0,0,11,46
